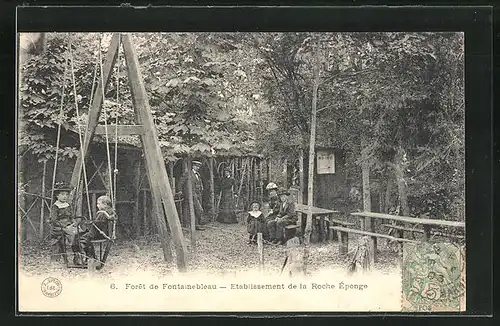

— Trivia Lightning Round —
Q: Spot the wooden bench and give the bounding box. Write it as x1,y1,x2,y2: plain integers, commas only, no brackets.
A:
295,204,341,243
382,224,424,238
331,226,417,255
284,224,300,240
327,218,356,241
351,211,465,261
382,224,465,240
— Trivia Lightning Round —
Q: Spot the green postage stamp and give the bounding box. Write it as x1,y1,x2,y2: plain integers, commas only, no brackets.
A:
402,242,466,312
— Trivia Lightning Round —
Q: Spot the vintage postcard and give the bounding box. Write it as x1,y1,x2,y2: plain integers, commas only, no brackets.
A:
17,30,466,313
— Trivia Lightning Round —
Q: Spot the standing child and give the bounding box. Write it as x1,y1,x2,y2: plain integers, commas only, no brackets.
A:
246,201,265,244
80,195,117,264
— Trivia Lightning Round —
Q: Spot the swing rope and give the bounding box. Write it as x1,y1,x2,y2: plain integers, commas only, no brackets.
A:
48,43,70,219
72,35,99,217
98,33,115,204
113,34,120,210
68,34,93,222
111,33,121,240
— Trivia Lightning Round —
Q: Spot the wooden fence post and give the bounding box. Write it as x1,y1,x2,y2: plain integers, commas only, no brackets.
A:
257,232,264,274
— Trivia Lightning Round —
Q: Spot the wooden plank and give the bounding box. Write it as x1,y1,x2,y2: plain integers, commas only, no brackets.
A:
69,33,121,200
295,203,338,215
94,125,144,136
331,226,418,243
351,211,465,228
122,33,187,271
382,224,424,233
141,140,173,261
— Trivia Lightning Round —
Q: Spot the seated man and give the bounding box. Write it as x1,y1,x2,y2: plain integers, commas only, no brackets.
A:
263,182,281,241
267,188,297,245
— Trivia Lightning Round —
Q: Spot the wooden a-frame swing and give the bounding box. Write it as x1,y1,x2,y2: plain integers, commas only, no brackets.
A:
67,33,188,272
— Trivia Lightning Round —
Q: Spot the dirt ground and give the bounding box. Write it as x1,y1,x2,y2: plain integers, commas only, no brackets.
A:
20,218,400,279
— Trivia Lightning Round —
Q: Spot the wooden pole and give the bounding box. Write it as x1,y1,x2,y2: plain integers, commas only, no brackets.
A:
246,158,250,207
257,232,264,274
143,157,173,261
236,161,247,209
361,137,376,264
142,190,147,235
283,158,288,189
69,33,120,202
298,150,304,205
168,161,174,191
209,157,216,222
184,158,197,255
252,158,257,201
297,150,304,233
123,33,187,271
268,159,272,183
133,160,141,237
304,40,321,246
39,160,47,238
259,158,264,203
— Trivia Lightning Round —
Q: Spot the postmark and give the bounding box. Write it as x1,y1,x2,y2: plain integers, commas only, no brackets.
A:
402,242,465,311
41,277,63,298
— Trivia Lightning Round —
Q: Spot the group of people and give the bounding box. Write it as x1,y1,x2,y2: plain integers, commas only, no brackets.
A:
48,182,116,268
176,161,297,245
245,182,297,245
177,162,240,229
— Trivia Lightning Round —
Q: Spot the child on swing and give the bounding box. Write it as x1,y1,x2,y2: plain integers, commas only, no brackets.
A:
80,195,117,262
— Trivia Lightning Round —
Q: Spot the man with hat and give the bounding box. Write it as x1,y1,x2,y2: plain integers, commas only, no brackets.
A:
263,182,280,240
266,188,298,245
178,160,206,230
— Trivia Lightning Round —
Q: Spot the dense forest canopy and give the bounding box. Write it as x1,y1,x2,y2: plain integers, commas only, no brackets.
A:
18,32,464,221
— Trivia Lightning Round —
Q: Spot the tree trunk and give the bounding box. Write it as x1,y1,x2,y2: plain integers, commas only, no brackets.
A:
209,157,215,222
361,137,376,264
394,146,410,216
184,158,197,255
304,42,321,246
385,173,392,214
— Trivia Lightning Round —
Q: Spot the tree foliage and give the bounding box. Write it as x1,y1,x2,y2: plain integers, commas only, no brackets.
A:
18,31,465,220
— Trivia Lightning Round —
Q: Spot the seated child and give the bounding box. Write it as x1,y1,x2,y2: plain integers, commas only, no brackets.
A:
48,183,82,265
246,201,265,244
80,195,117,261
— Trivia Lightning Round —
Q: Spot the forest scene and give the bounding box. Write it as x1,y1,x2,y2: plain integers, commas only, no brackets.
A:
17,32,465,281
